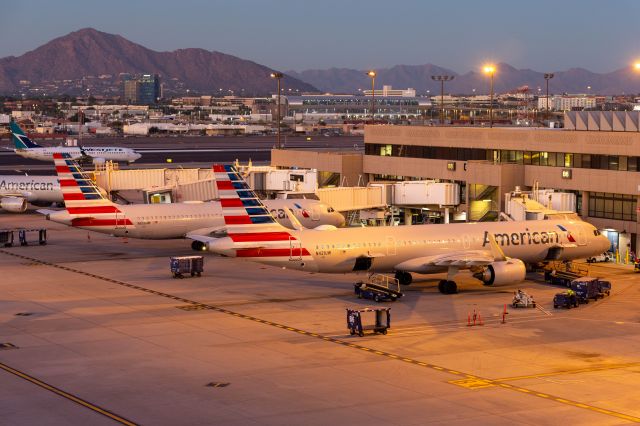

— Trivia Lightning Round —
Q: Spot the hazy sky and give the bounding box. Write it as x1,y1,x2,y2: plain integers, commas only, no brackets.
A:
1,0,639,73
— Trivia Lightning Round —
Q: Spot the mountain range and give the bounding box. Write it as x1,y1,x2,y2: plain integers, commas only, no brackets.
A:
288,64,640,95
0,28,316,95
0,28,639,96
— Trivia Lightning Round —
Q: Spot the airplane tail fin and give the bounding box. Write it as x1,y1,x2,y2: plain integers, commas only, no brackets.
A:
53,153,126,222
10,121,41,149
210,164,313,259
214,164,286,234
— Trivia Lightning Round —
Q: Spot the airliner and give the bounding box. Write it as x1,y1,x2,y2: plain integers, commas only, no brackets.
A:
0,175,62,213
11,122,141,164
41,154,344,242
191,164,611,294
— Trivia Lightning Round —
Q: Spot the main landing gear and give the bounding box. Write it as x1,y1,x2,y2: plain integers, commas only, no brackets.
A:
394,271,413,286
438,280,457,294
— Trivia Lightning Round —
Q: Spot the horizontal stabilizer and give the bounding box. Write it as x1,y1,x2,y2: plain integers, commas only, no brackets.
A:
35,209,58,216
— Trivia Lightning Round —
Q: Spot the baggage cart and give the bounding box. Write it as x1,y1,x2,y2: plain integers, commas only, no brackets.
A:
512,289,536,308
570,277,603,304
18,229,47,246
0,230,14,247
595,279,612,297
346,307,390,337
170,256,204,278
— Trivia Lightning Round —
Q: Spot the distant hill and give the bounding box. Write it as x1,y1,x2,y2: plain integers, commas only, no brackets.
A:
0,28,317,95
289,63,640,95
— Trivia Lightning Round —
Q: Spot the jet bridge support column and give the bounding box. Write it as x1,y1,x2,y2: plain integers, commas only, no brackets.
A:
444,207,450,224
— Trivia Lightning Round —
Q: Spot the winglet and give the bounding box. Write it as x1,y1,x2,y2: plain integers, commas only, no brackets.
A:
487,233,507,262
284,207,304,231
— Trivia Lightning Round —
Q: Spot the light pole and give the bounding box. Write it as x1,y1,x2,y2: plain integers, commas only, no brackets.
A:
270,72,283,149
367,70,376,122
483,65,496,128
431,75,455,125
544,73,554,122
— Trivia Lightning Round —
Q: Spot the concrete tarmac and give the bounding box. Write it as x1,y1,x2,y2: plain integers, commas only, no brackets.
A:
1,212,640,425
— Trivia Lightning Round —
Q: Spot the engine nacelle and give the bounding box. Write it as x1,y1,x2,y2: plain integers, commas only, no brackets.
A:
476,259,526,286
1,197,27,213
191,240,207,252
92,157,106,165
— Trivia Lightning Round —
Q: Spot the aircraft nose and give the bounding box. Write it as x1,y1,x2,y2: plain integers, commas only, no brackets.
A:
333,213,346,227
600,234,610,252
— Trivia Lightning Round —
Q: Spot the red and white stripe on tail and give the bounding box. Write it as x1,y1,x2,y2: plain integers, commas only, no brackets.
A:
53,153,131,228
212,164,311,259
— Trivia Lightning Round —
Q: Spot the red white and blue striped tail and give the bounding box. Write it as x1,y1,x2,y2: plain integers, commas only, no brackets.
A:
53,153,131,227
213,164,310,259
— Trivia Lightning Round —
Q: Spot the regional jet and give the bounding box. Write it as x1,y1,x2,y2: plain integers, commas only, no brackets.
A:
41,154,344,242
11,122,141,164
0,175,62,213
193,165,611,294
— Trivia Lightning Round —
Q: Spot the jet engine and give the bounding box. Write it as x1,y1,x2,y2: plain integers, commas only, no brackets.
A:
474,259,526,286
1,197,27,213
191,240,207,251
92,157,106,165
189,237,236,256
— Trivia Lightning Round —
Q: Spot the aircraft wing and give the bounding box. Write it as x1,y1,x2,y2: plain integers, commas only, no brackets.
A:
395,250,495,272
186,226,227,239
186,233,216,244
35,208,58,216
395,234,506,272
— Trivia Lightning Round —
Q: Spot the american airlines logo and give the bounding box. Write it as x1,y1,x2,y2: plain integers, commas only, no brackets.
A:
482,230,560,247
0,180,56,191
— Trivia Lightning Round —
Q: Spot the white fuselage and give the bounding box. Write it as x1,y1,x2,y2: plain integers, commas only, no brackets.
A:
212,218,611,274
0,176,62,203
15,146,141,163
46,199,344,239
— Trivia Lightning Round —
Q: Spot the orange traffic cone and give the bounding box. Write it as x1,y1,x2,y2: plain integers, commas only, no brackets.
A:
467,312,472,326
478,311,484,326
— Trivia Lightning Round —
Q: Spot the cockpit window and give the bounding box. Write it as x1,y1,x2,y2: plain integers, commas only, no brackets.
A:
327,207,335,213
593,230,601,236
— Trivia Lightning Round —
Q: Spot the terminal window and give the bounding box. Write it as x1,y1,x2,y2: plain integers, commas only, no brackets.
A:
588,192,637,222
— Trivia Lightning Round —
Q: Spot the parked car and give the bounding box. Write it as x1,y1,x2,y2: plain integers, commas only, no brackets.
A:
586,252,612,263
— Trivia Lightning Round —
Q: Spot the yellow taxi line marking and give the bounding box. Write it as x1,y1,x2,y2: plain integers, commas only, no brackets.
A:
493,362,640,382
0,362,137,426
4,249,639,423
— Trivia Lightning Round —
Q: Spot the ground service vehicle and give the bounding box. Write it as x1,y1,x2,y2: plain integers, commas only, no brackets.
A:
354,274,403,302
570,277,604,304
553,292,579,309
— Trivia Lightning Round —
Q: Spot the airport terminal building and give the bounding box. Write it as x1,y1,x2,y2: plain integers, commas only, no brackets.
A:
272,115,640,254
